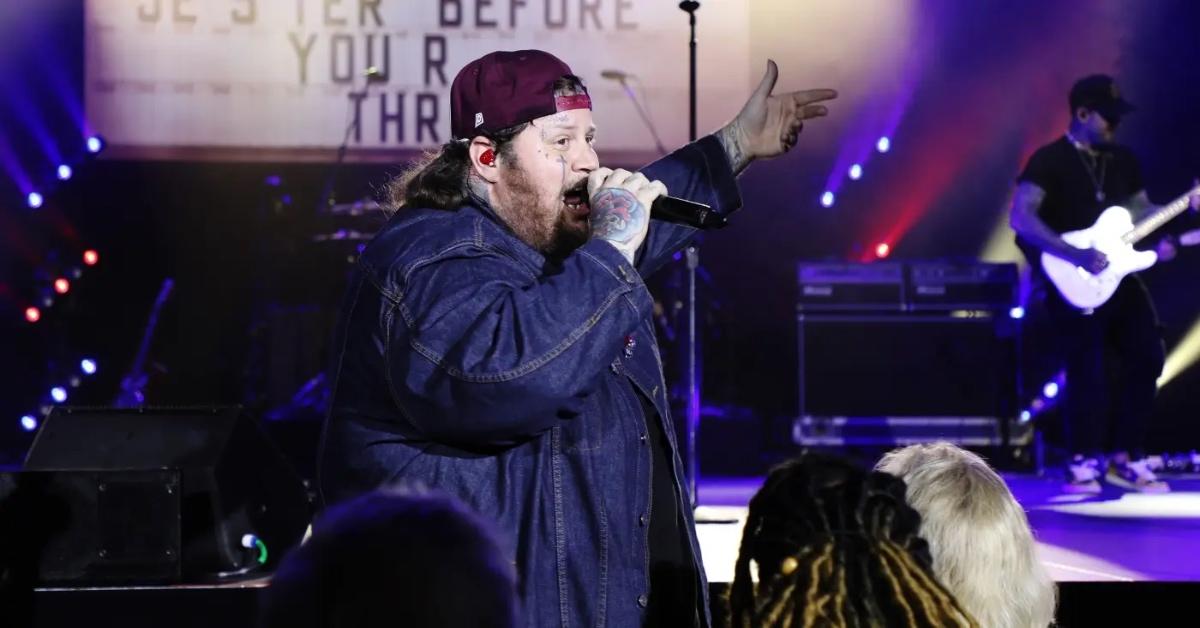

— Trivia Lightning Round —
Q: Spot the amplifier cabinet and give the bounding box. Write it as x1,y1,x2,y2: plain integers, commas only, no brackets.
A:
796,313,1021,447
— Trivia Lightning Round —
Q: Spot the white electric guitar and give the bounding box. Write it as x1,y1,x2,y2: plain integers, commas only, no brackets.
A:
1042,184,1200,310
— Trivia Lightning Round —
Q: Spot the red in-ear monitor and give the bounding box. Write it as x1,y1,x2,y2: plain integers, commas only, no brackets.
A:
480,149,496,166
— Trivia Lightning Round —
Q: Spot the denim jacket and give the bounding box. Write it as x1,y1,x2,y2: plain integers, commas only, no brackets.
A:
318,135,740,627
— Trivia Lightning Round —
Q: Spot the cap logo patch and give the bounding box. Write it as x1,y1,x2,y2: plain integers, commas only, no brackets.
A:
475,112,484,127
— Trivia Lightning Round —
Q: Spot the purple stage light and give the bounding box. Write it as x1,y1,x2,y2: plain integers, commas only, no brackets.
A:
1009,306,1026,320
27,192,43,209
820,191,835,207
50,387,67,403
57,164,73,181
876,136,891,153
1019,410,1032,423
21,415,38,431
849,164,863,180
81,358,98,375
86,135,105,154
1043,381,1060,399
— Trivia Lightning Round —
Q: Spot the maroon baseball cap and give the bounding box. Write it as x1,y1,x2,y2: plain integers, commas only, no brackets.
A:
450,50,591,140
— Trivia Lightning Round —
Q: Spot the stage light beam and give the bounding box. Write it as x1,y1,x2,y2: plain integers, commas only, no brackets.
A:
1159,316,1200,389
25,307,41,323
849,164,863,180
27,192,43,209
50,387,67,403
876,136,891,153
86,135,105,154
821,191,835,207
21,415,38,431
57,164,72,181
83,249,99,266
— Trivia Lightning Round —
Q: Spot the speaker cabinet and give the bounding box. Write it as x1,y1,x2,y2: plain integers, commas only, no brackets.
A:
15,407,311,584
796,313,1020,446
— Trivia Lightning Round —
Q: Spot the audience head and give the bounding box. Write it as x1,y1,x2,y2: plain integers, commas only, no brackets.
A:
876,442,1056,628
260,486,518,628
729,453,977,627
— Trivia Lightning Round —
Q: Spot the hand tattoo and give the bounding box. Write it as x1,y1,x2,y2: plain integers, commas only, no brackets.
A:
717,120,750,175
590,188,646,261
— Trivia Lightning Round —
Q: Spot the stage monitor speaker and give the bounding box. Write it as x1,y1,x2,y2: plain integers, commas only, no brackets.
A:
17,406,312,584
796,313,1019,446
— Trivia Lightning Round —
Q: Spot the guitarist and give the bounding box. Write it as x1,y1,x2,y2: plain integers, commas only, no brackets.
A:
1009,74,1200,494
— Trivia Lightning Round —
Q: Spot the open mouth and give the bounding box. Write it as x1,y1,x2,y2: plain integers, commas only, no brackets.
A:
563,182,590,217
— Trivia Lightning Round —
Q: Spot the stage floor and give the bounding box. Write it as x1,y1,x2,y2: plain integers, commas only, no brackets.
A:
695,475,1200,584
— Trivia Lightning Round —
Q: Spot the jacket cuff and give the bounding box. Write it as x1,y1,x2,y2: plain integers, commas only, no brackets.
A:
694,134,743,215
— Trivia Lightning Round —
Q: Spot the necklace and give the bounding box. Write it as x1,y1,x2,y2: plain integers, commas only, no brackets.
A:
1066,133,1107,203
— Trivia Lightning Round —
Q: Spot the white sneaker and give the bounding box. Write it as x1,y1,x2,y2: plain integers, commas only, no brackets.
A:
1064,456,1102,494
1107,458,1171,493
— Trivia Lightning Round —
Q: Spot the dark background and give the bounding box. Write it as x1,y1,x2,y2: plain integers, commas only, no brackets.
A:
2,1,1199,474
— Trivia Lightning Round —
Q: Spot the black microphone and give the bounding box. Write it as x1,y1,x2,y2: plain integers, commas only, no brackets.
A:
651,196,728,229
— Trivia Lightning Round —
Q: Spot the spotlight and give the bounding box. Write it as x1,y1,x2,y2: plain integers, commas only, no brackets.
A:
86,135,105,154
21,415,38,432
68,376,81,388
875,242,891,258
81,358,98,375
849,164,863,180
1019,410,1032,423
24,307,41,323
1009,306,1026,320
877,137,891,153
1043,381,1060,399
83,249,99,266
27,192,43,209
820,191,835,207
54,278,70,294
50,387,67,403
57,164,73,181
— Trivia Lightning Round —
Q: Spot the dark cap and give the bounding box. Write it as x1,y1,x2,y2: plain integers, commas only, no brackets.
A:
1069,74,1135,121
450,50,591,140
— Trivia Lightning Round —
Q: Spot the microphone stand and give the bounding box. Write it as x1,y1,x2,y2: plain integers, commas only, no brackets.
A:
614,77,668,155
679,0,702,511
318,68,384,212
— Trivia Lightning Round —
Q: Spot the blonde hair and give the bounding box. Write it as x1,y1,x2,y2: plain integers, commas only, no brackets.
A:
876,443,1056,628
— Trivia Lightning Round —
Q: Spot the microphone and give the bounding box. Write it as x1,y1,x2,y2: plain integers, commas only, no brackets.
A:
363,66,387,83
651,196,728,229
600,69,633,82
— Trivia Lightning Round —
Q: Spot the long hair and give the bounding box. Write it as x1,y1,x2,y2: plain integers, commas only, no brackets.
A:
728,454,978,628
386,74,588,212
876,443,1056,628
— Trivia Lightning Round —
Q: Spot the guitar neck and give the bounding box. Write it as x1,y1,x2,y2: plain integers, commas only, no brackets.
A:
1123,185,1200,245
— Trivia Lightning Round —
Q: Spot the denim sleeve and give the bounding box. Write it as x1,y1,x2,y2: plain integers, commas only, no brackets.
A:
633,134,743,276
385,238,652,447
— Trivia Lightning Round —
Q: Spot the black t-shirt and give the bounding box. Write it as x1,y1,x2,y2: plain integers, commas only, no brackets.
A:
636,390,698,627
1016,136,1144,235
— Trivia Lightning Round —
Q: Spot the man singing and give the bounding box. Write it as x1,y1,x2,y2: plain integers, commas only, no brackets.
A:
318,49,835,626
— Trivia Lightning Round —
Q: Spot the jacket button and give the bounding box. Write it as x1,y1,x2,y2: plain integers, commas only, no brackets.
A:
637,594,648,608
639,433,647,443
639,514,648,526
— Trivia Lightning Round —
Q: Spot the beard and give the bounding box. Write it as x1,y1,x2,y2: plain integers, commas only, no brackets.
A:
492,158,590,261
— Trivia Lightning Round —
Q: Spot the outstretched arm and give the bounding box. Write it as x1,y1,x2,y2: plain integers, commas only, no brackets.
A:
715,60,837,175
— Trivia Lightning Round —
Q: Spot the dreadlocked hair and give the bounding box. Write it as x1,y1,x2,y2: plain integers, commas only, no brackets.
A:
728,453,979,628
385,74,589,213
